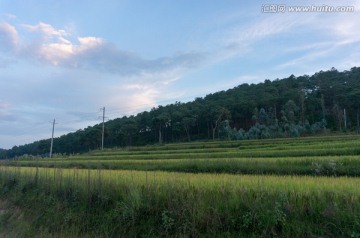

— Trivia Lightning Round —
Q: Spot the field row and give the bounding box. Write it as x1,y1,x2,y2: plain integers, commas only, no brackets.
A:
68,144,360,160
8,135,360,177
2,166,360,194
101,134,360,152
6,155,360,176
15,136,360,162
90,138,360,156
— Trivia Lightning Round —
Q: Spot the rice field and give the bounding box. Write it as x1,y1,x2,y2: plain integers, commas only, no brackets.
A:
1,134,360,237
8,134,360,176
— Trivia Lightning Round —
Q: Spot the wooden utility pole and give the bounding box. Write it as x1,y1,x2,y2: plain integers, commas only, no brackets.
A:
50,119,56,158
101,107,105,150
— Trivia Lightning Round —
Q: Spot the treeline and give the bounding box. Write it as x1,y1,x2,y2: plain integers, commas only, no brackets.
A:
2,67,360,158
0,149,6,159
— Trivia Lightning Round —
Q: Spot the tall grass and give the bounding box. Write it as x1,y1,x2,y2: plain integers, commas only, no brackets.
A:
1,166,360,237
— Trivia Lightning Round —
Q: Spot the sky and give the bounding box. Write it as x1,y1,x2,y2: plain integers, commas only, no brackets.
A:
0,0,359,149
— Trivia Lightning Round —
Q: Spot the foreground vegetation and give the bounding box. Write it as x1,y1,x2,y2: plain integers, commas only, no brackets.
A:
1,135,360,237
1,167,360,237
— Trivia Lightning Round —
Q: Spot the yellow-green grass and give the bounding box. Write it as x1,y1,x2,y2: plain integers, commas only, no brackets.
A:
8,155,360,176
86,135,360,156
6,166,360,191
2,166,360,193
1,166,360,237
14,140,360,162
80,134,360,154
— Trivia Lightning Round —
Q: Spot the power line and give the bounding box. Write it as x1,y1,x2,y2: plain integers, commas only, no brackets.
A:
4,93,207,149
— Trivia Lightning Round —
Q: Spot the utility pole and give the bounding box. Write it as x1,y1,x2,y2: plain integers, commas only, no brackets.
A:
101,107,105,150
50,119,56,158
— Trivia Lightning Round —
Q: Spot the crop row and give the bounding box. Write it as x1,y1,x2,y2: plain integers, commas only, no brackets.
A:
5,155,360,176
75,138,360,157
16,144,360,162
87,134,360,153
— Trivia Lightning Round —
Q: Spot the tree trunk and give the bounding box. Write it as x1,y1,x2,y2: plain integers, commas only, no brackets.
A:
128,134,133,147
212,126,216,141
158,128,162,144
357,109,360,134
321,94,327,133
207,121,210,139
197,121,200,137
321,94,326,119
300,91,305,125
184,125,191,142
212,112,224,141
344,108,347,130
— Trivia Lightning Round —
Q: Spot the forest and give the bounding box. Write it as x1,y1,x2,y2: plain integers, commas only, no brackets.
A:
2,67,360,158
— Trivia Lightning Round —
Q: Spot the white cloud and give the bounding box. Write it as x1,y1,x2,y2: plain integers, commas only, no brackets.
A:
0,22,19,51
103,68,187,115
4,13,17,20
19,22,105,66
77,37,103,49
36,37,104,66
274,7,360,71
284,41,333,53
0,21,206,76
330,17,360,45
22,22,68,41
213,1,360,74
102,86,159,117
277,48,333,70
224,13,313,51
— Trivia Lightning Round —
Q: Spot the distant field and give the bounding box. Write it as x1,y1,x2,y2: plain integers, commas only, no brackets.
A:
1,134,360,237
8,134,360,176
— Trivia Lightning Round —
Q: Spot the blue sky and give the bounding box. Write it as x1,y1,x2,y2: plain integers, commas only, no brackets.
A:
0,0,359,149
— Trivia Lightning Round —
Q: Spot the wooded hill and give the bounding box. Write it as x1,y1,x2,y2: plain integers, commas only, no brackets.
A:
2,67,360,158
